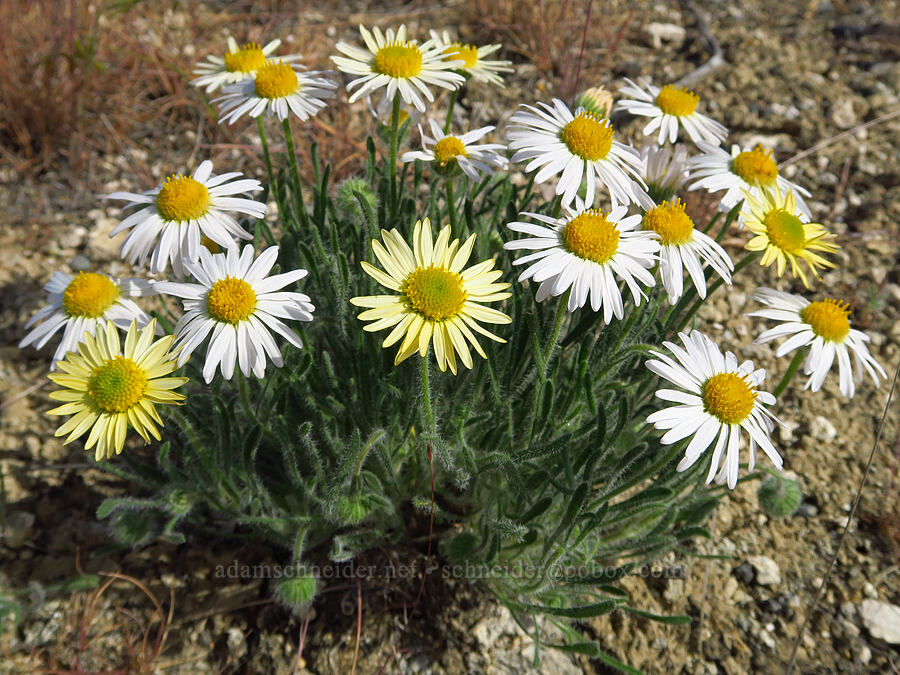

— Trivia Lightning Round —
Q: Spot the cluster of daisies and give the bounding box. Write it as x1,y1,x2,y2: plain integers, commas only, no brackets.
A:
18,26,885,493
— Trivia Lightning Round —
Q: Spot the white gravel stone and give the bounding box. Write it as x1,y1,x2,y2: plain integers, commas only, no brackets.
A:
747,555,781,586
859,599,900,643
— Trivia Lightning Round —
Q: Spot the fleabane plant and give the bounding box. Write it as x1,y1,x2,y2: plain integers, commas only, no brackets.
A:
19,24,888,672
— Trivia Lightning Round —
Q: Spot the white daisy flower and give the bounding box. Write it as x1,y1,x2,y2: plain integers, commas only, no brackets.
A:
401,119,508,180
617,78,727,146
687,142,812,217
19,271,157,369
155,245,314,383
331,25,465,112
506,99,650,209
104,160,266,279
214,59,337,124
747,288,887,398
646,330,782,490
641,198,733,304
191,38,300,93
504,199,660,321
428,30,513,87
641,142,690,203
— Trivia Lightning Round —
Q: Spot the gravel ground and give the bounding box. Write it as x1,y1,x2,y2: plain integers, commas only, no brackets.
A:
1,1,898,672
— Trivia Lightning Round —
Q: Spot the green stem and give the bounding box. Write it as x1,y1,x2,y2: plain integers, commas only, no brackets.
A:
701,210,721,235
281,118,309,229
445,179,457,231
388,92,401,219
257,117,276,196
773,348,806,398
420,354,435,434
673,251,759,333
542,290,569,378
444,89,457,134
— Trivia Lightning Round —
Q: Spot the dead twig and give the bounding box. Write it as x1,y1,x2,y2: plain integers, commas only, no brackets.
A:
674,0,725,88
786,361,900,674
779,108,900,167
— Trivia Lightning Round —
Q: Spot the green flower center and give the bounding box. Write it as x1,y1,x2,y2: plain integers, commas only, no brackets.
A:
88,357,147,413
404,266,467,321
763,209,806,254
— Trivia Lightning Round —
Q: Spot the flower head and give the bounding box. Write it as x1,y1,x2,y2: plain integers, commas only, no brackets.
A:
641,142,690,203
507,99,650,209
155,245,314,383
642,198,733,304
331,25,465,112
350,218,511,374
104,160,266,278
646,330,782,489
618,78,727,146
214,59,336,124
574,86,614,118
687,142,812,217
191,37,300,93
401,119,508,180
19,271,157,368
428,30,513,87
741,187,838,288
747,288,886,397
47,319,188,461
504,199,659,320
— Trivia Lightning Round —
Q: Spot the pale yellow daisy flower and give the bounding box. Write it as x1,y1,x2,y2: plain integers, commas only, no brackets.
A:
350,218,511,374
47,320,188,461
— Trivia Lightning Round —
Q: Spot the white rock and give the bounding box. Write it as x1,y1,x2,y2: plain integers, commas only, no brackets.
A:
645,22,686,49
747,555,781,586
809,416,837,441
859,599,900,643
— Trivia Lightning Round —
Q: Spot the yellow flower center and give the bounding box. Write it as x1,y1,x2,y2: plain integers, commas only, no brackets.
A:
200,236,221,253
88,356,147,414
254,60,299,99
374,42,423,78
62,273,120,318
432,136,467,165
404,266,467,321
702,372,757,425
800,298,851,342
562,209,620,264
223,42,266,73
763,209,806,254
654,84,699,117
731,146,778,186
156,174,211,222
559,111,613,161
206,277,257,324
443,43,478,68
642,199,694,246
